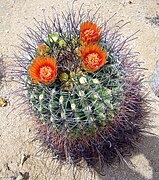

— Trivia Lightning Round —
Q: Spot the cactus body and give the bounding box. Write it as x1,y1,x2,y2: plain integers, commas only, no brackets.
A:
13,5,149,173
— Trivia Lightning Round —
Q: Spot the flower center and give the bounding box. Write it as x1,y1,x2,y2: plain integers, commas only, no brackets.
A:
86,53,100,66
40,66,53,81
84,29,95,37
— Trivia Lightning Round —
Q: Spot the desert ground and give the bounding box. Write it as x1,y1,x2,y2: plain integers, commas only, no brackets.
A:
0,0,159,179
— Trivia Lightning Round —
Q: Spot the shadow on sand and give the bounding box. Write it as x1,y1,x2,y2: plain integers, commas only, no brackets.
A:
97,134,159,180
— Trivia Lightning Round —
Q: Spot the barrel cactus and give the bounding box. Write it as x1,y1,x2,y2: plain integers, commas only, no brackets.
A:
14,5,149,174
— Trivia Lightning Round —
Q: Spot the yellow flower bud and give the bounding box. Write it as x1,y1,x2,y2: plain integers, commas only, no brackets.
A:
48,33,59,43
59,72,69,82
59,39,67,48
69,72,75,78
72,38,78,46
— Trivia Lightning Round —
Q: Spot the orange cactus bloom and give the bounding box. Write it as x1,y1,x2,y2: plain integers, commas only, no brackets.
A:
80,21,101,44
28,55,57,84
80,44,107,72
37,43,50,55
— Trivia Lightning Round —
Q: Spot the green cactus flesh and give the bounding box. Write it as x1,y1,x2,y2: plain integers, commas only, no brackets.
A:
27,54,125,137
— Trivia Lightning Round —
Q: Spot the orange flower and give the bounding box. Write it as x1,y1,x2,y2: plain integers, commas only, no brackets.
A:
80,21,101,44
37,43,50,55
28,55,57,84
80,44,107,72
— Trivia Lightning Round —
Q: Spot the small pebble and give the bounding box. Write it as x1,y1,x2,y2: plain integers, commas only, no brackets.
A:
0,97,7,107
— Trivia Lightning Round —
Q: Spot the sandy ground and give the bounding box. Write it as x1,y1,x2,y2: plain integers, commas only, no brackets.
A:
0,0,159,179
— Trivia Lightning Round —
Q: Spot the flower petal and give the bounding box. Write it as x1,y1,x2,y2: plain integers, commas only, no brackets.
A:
80,44,107,72
28,55,57,84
